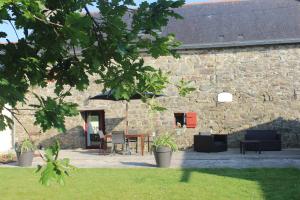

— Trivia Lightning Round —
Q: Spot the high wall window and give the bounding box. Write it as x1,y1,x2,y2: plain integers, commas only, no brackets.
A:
174,113,185,128
174,112,197,128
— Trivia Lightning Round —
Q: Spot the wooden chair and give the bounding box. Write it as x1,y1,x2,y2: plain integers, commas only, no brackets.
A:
127,129,139,153
98,130,107,154
111,131,131,155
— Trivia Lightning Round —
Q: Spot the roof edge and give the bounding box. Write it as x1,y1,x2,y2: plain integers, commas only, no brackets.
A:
176,38,300,50
183,0,243,7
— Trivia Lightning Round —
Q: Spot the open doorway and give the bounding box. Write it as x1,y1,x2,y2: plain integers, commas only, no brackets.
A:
83,110,105,149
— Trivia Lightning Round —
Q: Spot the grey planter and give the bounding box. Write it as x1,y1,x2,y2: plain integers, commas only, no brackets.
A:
17,151,34,167
153,146,172,168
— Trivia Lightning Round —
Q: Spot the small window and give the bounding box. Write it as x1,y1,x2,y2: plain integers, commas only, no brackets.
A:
174,113,185,128
174,112,197,129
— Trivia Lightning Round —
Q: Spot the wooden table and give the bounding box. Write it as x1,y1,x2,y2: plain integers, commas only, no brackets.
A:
104,134,149,156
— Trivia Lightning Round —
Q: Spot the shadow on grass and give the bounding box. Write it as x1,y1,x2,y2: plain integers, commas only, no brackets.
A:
179,168,300,200
181,115,300,199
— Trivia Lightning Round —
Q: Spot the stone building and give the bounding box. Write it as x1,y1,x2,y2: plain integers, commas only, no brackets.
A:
15,0,300,149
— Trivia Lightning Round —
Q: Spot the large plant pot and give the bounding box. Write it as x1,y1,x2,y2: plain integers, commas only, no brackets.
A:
17,151,34,167
153,146,172,168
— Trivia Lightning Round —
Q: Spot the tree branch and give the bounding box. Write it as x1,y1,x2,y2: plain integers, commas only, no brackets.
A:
33,16,63,28
84,6,104,42
8,20,19,40
4,106,46,161
84,6,101,30
72,45,79,61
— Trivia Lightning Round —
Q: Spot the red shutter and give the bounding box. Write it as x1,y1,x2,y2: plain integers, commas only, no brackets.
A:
186,112,197,128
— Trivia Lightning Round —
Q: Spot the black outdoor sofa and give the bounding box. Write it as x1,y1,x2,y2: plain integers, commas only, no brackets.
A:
243,130,282,151
194,134,227,152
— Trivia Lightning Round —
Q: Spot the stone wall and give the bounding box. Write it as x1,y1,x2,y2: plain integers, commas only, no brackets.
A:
15,44,300,148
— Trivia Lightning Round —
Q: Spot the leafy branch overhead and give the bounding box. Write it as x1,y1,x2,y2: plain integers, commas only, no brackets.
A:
30,93,78,132
0,0,185,132
0,0,187,186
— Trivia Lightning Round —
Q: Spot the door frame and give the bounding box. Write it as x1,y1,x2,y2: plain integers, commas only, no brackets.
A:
83,110,105,149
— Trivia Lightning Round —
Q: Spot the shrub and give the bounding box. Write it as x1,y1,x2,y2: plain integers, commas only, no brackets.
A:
152,133,177,151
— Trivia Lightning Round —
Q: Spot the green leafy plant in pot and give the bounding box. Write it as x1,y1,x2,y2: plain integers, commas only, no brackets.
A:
15,139,36,167
152,133,177,168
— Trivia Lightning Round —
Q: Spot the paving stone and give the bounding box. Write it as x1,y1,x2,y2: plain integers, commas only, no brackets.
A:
2,148,299,169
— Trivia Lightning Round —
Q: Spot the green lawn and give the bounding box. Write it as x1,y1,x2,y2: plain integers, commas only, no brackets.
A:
0,168,299,200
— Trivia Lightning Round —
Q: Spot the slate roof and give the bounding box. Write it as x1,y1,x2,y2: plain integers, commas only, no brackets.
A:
161,0,300,49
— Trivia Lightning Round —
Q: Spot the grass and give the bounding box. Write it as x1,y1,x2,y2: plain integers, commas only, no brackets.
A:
0,168,299,200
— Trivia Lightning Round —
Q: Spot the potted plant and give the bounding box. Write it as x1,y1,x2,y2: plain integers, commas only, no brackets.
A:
152,133,177,168
15,139,36,167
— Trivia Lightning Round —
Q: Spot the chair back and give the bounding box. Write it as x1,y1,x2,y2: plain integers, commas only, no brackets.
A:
111,131,125,144
127,129,139,135
98,130,105,139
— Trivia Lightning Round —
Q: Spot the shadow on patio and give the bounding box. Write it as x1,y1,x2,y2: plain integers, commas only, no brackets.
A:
38,117,125,149
226,117,300,148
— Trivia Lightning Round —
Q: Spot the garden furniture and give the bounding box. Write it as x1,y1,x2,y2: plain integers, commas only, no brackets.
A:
240,140,261,154
111,131,131,155
194,134,227,152
104,133,149,156
245,130,281,151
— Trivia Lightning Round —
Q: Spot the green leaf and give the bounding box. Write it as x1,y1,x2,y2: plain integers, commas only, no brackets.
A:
36,140,76,186
0,78,9,85
177,79,196,97
62,13,92,47
36,165,43,173
33,95,78,132
0,113,13,131
0,0,11,9
0,31,6,38
153,133,177,151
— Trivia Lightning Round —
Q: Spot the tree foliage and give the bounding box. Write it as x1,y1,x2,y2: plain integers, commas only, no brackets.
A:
0,0,185,132
36,140,75,186
0,0,194,185
176,79,196,97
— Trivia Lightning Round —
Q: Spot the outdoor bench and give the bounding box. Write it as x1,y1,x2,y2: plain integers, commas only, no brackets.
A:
242,130,281,152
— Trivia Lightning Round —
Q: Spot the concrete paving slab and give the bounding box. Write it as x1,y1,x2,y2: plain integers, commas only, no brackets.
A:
1,148,300,168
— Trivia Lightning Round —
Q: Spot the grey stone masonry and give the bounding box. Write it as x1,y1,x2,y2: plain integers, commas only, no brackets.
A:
15,44,300,149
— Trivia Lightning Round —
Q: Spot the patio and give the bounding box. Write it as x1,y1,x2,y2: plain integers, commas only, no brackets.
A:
8,148,295,168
